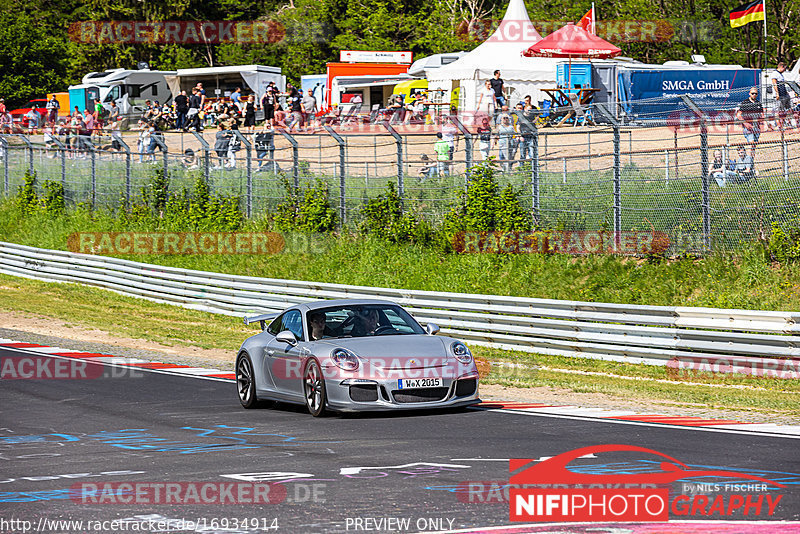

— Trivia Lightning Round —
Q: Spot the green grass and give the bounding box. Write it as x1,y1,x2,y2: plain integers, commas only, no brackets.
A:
3,149,800,248
0,273,796,416
1,200,800,311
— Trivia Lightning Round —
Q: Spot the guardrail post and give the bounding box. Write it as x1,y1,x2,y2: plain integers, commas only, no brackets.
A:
681,95,710,253
190,131,211,185
381,122,404,207
450,115,473,182
324,125,347,226
1,136,8,197
277,129,299,190
233,130,253,218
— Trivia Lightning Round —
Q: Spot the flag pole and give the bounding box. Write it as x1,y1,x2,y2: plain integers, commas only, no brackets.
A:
592,2,596,34
762,0,767,70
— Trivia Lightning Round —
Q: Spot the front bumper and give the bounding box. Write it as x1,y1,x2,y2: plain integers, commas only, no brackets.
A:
325,373,480,412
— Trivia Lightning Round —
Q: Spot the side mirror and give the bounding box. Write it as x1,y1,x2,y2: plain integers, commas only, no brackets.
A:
425,323,440,336
276,330,298,346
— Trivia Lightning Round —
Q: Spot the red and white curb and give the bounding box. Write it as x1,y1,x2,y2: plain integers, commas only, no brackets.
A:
0,338,235,381
2,338,799,438
475,401,800,439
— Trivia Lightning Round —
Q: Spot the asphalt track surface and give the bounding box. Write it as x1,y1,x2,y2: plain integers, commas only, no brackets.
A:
1,344,799,534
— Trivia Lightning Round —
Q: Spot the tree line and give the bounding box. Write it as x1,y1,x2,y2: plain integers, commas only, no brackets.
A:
0,0,796,107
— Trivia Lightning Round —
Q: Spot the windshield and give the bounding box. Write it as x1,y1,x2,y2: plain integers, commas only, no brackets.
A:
306,304,425,341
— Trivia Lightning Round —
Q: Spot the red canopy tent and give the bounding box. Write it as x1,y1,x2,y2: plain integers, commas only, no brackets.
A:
522,22,621,89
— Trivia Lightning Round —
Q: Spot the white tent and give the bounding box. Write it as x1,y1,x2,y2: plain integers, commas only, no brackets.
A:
426,0,561,112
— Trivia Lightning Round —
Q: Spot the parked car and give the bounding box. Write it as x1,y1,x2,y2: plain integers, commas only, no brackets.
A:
10,99,47,127
236,299,481,416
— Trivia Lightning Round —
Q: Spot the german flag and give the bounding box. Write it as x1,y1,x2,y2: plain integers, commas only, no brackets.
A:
730,0,765,28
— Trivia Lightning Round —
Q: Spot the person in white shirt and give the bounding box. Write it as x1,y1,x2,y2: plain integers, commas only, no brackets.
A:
476,80,497,117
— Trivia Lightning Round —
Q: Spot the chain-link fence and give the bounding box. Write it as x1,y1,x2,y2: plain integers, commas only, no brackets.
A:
2,87,799,254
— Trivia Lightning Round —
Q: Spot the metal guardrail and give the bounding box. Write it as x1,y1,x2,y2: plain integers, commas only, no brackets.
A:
0,241,798,377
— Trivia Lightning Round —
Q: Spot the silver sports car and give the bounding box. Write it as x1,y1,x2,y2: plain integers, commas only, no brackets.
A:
236,299,480,416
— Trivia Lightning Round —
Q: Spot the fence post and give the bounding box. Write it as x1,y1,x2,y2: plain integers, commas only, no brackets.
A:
83,137,97,209
587,131,592,171
324,125,347,225
532,127,540,225
233,130,253,218
450,115,473,180
681,95,709,252
150,133,169,182
512,110,539,224
114,137,132,207
14,134,35,177
277,129,299,190
780,119,788,180
595,105,621,251
381,122,404,206
48,136,68,202
1,136,8,197
190,131,210,186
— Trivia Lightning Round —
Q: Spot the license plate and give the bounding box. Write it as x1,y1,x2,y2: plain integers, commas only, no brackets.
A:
398,378,442,389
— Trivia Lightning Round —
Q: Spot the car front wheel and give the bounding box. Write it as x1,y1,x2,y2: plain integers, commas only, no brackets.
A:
236,353,259,409
304,359,327,417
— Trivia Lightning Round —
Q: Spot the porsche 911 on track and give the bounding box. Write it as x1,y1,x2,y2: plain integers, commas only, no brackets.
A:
236,299,480,416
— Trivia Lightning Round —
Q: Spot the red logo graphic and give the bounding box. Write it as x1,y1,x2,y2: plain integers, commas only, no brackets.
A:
509,444,786,522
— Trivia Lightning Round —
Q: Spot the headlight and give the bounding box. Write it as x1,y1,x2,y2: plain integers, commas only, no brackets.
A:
451,342,472,364
331,348,359,371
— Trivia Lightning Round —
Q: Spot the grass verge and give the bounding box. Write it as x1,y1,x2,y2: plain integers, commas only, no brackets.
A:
1,274,797,418
2,201,800,311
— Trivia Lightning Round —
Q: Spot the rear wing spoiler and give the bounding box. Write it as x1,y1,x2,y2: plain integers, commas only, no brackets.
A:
243,312,280,330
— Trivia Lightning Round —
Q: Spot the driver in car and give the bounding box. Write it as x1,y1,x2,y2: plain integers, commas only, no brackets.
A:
351,308,380,337
308,311,332,340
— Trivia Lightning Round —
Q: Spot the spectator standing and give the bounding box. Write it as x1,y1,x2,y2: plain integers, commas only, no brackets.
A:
254,123,277,172
496,114,516,172
213,123,231,169
434,132,450,177
302,89,317,131
83,109,95,140
230,87,242,110
243,95,256,133
187,88,202,131
46,95,60,125
441,117,458,172
195,83,206,109
518,104,537,162
108,101,119,124
770,62,793,128
490,70,505,109
476,116,493,160
174,90,189,130
737,87,763,156
261,84,276,127
477,80,496,116
137,120,149,163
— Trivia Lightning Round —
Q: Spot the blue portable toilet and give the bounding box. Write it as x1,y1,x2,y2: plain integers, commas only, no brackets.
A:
557,63,592,92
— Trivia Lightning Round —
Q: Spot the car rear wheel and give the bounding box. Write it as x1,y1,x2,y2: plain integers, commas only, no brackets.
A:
236,353,259,409
304,359,327,417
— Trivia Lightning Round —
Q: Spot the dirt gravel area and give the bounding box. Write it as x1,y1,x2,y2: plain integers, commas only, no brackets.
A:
1,309,796,426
